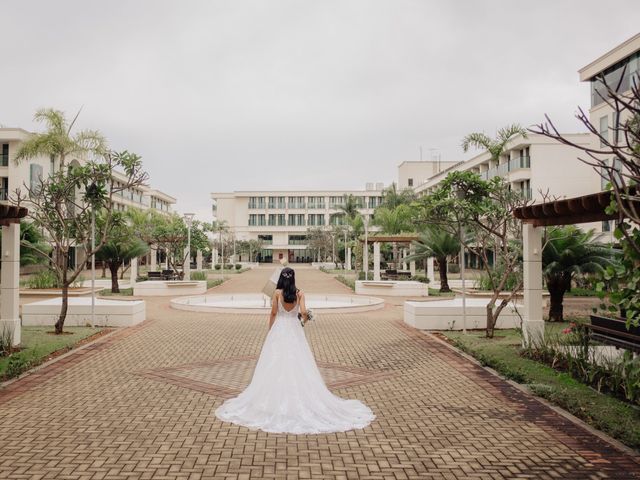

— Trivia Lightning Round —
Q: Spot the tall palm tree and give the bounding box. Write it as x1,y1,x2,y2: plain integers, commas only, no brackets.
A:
373,205,413,265
15,108,107,169
406,227,460,292
382,182,416,209
338,194,360,220
543,226,615,322
461,124,528,160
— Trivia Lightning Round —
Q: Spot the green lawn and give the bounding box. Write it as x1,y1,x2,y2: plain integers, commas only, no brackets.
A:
1,326,105,380
99,288,134,296
442,328,640,450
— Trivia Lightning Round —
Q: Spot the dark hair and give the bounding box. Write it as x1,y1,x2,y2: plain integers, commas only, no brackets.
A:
276,267,298,303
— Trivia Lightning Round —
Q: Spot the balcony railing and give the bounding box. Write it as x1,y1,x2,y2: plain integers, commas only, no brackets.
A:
509,156,531,170
0,189,7,201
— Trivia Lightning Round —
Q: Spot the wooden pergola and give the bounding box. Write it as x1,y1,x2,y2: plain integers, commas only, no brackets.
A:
513,190,637,344
0,204,28,346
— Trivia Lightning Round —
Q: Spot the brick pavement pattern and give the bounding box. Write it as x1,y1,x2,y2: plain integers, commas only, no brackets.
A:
1,266,639,479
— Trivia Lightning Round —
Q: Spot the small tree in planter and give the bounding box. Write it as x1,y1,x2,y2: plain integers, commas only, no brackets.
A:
13,151,147,333
406,226,460,292
150,213,188,274
415,171,528,338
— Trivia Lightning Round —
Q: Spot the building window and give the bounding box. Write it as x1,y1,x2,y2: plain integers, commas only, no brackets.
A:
30,163,44,194
317,214,325,225
408,178,413,187
268,214,276,226
288,235,307,245
248,214,257,226
257,214,266,226
602,220,612,232
258,234,273,245
599,116,608,146
1,144,8,167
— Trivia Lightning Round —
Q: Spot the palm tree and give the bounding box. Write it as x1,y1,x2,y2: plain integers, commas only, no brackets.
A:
338,194,360,220
382,183,416,209
372,205,413,265
15,108,107,169
406,227,460,292
543,226,615,322
461,124,528,160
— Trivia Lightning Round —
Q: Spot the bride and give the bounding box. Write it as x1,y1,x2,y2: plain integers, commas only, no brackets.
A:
215,267,375,434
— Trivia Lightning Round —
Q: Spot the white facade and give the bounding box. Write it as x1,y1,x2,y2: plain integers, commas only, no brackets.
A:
211,186,384,263
397,160,459,190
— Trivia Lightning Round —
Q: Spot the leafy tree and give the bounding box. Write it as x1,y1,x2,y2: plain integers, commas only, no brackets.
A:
338,194,361,220
150,213,188,273
15,221,52,266
461,124,528,160
416,171,527,337
13,149,148,333
406,226,460,292
95,212,149,293
543,226,614,322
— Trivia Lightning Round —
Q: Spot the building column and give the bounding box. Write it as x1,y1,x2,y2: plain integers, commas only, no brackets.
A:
363,242,369,279
130,257,138,287
373,242,381,281
196,249,203,271
184,247,191,280
1,223,21,346
346,246,352,270
409,245,416,276
212,248,218,268
402,248,408,271
523,223,544,346
427,257,435,283
150,245,157,270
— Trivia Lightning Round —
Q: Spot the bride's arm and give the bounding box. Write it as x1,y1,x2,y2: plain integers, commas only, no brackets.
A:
269,291,279,329
299,290,308,320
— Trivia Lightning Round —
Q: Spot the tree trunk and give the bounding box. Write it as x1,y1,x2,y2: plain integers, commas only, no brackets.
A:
437,257,451,292
485,302,496,338
547,274,570,322
101,263,106,279
55,283,69,334
109,262,120,293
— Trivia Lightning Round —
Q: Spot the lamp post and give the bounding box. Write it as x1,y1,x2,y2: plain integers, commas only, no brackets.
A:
454,188,467,334
363,215,369,280
184,213,195,281
85,182,100,328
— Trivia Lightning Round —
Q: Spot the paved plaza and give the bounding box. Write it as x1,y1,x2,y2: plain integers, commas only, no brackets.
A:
0,267,639,479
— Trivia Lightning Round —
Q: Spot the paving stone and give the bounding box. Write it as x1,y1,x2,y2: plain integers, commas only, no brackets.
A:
0,266,638,479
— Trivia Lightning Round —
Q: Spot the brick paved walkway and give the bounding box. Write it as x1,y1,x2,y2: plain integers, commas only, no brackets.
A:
1,266,638,479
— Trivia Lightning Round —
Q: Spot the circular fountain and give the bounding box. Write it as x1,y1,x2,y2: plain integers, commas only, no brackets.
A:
170,293,385,314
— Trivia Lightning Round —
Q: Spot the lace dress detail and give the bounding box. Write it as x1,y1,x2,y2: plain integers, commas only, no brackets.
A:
215,296,375,434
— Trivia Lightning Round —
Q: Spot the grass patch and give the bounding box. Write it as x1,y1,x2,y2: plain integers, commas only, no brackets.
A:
442,328,640,450
335,275,355,290
0,327,105,380
207,279,224,289
565,287,599,297
98,288,133,296
428,288,456,297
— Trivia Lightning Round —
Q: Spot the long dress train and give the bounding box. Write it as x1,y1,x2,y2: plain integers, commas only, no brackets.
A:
215,299,375,434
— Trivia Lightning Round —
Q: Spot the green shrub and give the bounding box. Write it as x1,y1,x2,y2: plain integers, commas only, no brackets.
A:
448,264,460,274
26,270,59,289
207,279,223,289
0,326,14,357
224,264,233,270
335,275,355,291
191,271,207,281
475,262,521,291
6,354,31,378
235,263,242,270
411,275,430,284
214,264,221,270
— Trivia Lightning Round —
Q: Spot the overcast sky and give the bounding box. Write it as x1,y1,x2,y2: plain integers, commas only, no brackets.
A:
2,1,639,220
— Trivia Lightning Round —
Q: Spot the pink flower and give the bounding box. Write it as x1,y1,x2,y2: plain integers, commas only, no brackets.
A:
562,328,572,334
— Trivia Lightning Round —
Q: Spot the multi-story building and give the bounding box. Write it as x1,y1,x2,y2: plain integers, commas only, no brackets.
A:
0,127,176,215
397,160,459,190
579,32,640,232
211,183,385,263
411,132,596,204
0,126,176,267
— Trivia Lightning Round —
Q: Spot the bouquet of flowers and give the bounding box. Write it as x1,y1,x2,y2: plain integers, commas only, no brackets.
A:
298,309,314,327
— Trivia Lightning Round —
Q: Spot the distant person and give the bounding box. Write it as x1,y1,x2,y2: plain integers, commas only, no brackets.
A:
215,267,374,434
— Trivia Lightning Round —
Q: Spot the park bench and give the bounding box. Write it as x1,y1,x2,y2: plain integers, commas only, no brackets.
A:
148,271,163,280
586,315,640,353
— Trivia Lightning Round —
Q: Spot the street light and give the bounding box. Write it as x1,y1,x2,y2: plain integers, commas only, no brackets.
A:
184,213,195,281
363,215,369,280
454,188,467,334
85,182,101,328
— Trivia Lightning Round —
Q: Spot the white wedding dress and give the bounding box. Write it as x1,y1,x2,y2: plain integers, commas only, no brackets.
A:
215,297,375,434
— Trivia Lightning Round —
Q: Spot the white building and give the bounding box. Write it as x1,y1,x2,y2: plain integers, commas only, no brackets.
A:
397,160,459,190
0,127,176,215
211,183,386,263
